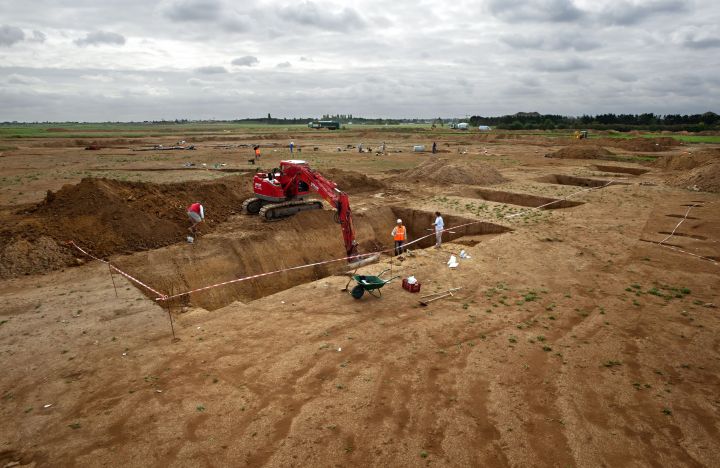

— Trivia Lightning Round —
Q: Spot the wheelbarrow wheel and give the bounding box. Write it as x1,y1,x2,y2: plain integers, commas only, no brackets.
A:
350,285,365,299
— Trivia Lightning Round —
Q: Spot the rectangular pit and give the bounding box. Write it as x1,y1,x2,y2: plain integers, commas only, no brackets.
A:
536,174,629,188
592,165,650,175
474,189,584,210
391,207,512,249
117,207,511,310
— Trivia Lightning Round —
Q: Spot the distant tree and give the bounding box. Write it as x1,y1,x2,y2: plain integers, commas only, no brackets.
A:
508,120,524,130
541,119,555,130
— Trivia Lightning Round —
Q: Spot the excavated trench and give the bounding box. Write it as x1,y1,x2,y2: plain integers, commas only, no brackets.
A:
116,207,512,310
474,189,584,210
592,165,650,175
536,174,629,188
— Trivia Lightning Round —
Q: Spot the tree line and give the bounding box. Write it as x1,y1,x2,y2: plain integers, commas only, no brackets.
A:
468,112,719,132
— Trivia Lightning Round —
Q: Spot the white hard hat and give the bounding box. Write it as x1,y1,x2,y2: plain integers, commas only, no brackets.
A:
397,218,402,223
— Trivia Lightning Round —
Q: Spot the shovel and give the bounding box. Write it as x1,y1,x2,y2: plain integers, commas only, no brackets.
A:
420,291,454,306
419,287,462,299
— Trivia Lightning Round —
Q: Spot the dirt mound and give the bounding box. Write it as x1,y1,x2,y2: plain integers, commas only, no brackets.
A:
668,161,720,193
399,158,507,185
0,236,75,278
593,137,681,152
546,145,613,160
653,148,720,171
0,176,252,278
321,168,384,193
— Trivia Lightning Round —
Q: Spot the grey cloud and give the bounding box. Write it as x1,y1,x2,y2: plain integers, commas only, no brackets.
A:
7,73,43,85
299,56,312,62
195,65,228,74
30,30,46,43
599,0,686,26
519,76,541,87
163,0,222,22
611,71,638,83
231,55,259,66
278,2,365,31
370,15,392,28
0,25,25,46
501,33,599,51
219,16,249,32
187,78,211,86
276,61,291,68
488,0,584,23
502,84,546,96
75,31,126,47
682,36,720,49
532,58,591,72
0,1,717,121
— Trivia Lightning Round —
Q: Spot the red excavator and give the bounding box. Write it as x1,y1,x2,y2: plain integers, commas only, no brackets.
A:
242,160,359,257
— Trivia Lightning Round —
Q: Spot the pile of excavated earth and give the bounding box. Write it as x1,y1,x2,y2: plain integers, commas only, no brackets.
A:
654,148,720,192
546,145,614,160
0,168,387,280
591,136,682,152
0,176,251,278
399,158,507,185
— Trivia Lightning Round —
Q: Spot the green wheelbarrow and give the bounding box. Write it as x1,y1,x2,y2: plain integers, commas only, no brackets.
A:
347,268,400,299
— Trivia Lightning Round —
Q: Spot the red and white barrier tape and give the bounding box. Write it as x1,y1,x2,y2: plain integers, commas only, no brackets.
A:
67,241,169,299
653,201,718,265
659,203,696,245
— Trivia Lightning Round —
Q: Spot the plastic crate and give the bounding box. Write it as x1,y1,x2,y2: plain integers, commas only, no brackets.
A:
402,278,421,293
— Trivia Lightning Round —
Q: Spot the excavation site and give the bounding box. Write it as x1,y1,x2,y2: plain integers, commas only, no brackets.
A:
1,127,719,468
474,188,585,209
114,206,512,310
535,174,629,187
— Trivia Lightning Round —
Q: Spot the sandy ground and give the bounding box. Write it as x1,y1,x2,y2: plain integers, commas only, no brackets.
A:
1,130,719,467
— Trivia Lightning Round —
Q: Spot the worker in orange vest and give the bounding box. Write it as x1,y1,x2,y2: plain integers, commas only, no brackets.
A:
391,218,406,256
253,145,261,163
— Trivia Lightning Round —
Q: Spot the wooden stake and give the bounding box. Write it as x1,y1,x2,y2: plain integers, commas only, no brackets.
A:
108,263,118,298
167,308,177,341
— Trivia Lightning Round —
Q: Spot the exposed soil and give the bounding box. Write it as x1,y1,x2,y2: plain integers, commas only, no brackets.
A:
653,148,720,170
114,207,511,311
398,158,507,185
0,176,251,279
536,174,625,188
320,167,385,193
474,188,584,209
0,235,75,278
668,161,720,193
0,130,719,468
591,136,682,152
592,164,650,175
546,145,613,160
0,169,388,279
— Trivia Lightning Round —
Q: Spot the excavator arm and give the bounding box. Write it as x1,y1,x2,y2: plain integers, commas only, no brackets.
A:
293,166,359,257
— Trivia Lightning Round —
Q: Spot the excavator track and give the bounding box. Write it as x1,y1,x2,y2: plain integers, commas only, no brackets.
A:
259,200,324,220
242,197,265,214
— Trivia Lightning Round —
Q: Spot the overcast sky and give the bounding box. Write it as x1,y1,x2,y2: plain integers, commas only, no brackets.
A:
1,0,719,121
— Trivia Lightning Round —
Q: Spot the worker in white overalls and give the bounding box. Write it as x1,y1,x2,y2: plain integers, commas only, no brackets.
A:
433,211,444,248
